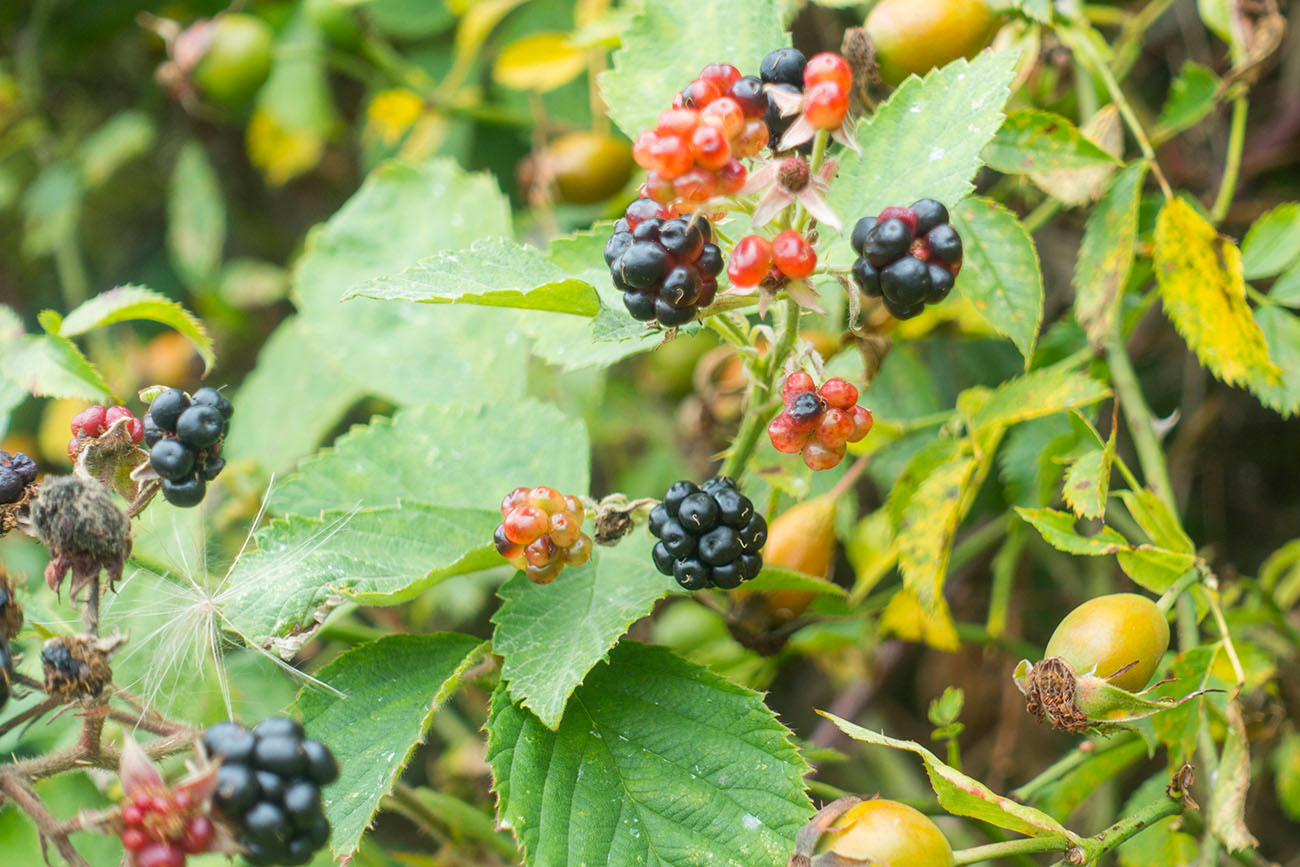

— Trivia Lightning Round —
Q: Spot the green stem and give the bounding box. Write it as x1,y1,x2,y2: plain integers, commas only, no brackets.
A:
1105,325,1177,512
719,297,803,479
386,783,518,859
1110,0,1180,79
1012,733,1137,802
1156,567,1202,614
1210,97,1248,224
1022,198,1063,234
954,835,1069,865
1061,794,1184,864
793,129,830,234
705,312,751,350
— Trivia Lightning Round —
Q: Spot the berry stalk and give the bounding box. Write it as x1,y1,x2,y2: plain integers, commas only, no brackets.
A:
718,296,802,479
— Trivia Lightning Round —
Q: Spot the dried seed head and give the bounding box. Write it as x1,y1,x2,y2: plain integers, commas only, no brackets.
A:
1021,656,1090,733
777,156,811,193
29,475,132,600
0,568,23,642
41,632,125,704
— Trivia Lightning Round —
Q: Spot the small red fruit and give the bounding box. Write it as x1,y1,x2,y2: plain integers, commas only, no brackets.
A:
819,378,859,409
803,52,853,92
501,486,531,517
782,371,817,400
528,485,566,513
878,206,918,235
733,119,768,158
768,413,808,454
816,409,855,447
650,135,693,179
70,405,107,438
674,167,718,202
690,124,731,170
718,159,747,194
701,97,744,139
658,108,700,137
181,815,216,854
549,511,582,548
524,535,559,567
503,505,549,545
564,534,593,567
122,828,148,851
803,440,846,470
803,82,848,129
728,235,774,287
772,230,817,279
679,78,721,108
632,130,658,169
135,842,185,867
699,63,742,91
849,405,874,442
643,172,675,204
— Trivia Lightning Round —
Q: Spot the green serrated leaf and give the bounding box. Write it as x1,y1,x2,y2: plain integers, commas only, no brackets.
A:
829,52,1018,244
950,197,1045,360
999,415,1079,507
492,528,674,729
274,399,589,516
1155,61,1220,139
746,565,848,597
897,455,978,610
168,141,226,288
969,361,1111,434
224,504,503,642
598,0,786,138
1116,549,1196,594
820,712,1082,842
487,642,813,866
294,633,486,857
0,333,114,402
1015,507,1128,554
1209,699,1259,852
1248,304,1300,418
1156,198,1280,390
1027,106,1123,206
1269,260,1300,307
983,110,1121,174
1062,447,1109,519
1116,489,1194,553
1074,161,1147,346
1241,202,1300,279
347,237,600,315
57,285,215,373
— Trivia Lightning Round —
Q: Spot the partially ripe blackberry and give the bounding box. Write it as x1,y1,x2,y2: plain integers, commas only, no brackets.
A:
729,75,767,116
608,206,720,326
2,452,37,486
852,200,962,320
760,47,807,86
649,477,766,589
148,389,190,433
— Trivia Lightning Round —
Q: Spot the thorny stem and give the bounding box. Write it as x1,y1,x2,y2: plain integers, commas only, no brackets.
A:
0,696,61,738
1054,793,1185,865
953,834,1071,865
0,776,91,867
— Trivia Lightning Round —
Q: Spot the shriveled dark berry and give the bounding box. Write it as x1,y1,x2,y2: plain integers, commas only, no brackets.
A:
191,387,233,419
926,223,963,264
698,526,742,566
605,231,632,267
852,258,882,297
0,469,22,504
851,217,878,256
663,481,699,515
926,263,956,302
659,520,697,558
652,541,676,575
677,492,719,532
148,389,190,433
620,242,672,290
911,198,949,234
301,739,339,785
761,47,807,86
6,453,37,485
673,558,712,590
623,290,657,321
176,405,224,448
881,256,932,307
161,475,206,508
863,218,913,267
149,439,196,481
204,721,255,762
253,734,308,778
214,763,260,815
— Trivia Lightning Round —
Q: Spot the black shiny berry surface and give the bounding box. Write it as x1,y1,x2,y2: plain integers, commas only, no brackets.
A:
648,477,767,590
607,203,720,327
850,199,964,321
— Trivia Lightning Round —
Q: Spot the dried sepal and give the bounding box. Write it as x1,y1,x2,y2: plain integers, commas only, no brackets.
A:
1015,656,1212,733
74,416,148,501
28,475,132,600
41,631,126,704
788,797,863,867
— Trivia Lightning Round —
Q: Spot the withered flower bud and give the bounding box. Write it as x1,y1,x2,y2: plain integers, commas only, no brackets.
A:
41,632,125,704
29,475,131,601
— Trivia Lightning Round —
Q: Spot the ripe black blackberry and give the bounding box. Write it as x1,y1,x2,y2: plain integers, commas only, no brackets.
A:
648,477,767,590
850,198,963,320
204,717,338,867
0,449,37,505
759,48,812,153
606,200,723,327
145,387,233,508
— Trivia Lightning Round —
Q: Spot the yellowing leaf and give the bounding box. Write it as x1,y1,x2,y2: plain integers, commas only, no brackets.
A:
364,89,426,147
880,587,960,651
492,33,587,92
1154,197,1280,389
896,454,977,610
247,109,325,186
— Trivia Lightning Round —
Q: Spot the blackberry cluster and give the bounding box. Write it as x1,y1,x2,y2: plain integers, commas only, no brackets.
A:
759,48,811,153
0,449,37,505
205,718,338,866
767,373,874,470
606,199,724,326
850,198,963,320
648,477,767,590
120,789,215,867
145,387,232,508
494,485,593,584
